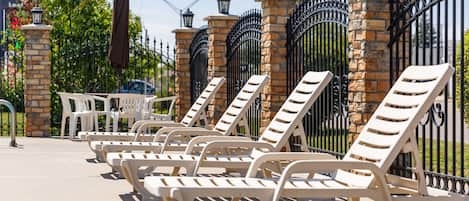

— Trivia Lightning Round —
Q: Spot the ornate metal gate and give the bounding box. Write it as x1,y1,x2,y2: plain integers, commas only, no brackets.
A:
189,27,209,104
286,0,349,154
226,10,262,136
389,0,468,194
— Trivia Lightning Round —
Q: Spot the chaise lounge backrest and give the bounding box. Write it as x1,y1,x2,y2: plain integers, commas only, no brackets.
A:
254,71,333,154
180,77,225,127
212,75,269,135
335,64,454,188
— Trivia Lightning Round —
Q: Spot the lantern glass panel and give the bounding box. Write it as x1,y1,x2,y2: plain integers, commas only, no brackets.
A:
182,9,194,28
31,7,43,24
217,0,230,14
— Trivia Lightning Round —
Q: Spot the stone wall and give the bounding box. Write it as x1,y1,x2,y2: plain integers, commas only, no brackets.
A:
22,24,53,137
257,0,297,131
205,15,239,126
173,28,199,122
348,0,391,141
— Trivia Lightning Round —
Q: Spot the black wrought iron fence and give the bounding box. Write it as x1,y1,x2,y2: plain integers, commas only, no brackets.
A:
286,0,350,155
51,31,176,135
388,0,468,194
190,27,209,104
226,9,262,137
0,31,25,137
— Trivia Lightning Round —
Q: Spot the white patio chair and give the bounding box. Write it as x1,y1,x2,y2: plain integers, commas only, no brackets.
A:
142,64,463,201
109,93,146,132
88,95,112,132
58,92,95,139
102,75,269,171
118,71,333,197
141,96,177,121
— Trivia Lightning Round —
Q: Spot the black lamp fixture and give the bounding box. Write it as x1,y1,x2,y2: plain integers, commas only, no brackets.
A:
217,0,231,15
182,8,194,28
31,6,44,24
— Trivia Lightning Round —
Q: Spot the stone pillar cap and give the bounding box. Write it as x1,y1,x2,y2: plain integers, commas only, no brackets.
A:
172,28,200,33
204,14,239,21
21,24,53,31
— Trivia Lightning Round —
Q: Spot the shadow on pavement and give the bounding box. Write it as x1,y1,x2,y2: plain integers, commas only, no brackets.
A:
119,192,143,201
101,172,123,180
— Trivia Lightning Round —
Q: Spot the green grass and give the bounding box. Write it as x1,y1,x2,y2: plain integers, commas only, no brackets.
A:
0,112,24,136
418,138,469,177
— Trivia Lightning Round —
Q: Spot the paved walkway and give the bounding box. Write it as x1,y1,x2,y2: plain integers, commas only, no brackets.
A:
0,137,139,201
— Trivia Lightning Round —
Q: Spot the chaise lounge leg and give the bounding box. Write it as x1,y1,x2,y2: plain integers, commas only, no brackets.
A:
163,197,173,201
171,167,181,176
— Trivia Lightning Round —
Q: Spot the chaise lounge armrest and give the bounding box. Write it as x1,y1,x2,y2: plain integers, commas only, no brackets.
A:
272,160,392,201
190,140,275,175
160,130,225,153
133,120,186,140
184,136,254,154
153,127,213,142
246,152,338,178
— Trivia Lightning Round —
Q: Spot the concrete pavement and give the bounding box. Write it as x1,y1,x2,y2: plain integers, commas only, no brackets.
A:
0,137,139,201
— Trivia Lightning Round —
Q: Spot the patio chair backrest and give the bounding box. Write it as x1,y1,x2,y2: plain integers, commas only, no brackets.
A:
335,64,454,188
71,94,93,112
213,75,269,135
109,94,146,117
254,71,333,154
58,92,73,114
180,77,225,126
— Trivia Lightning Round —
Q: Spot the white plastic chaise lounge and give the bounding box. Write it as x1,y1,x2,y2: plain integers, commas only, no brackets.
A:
87,77,225,161
141,64,463,201
118,71,333,197
102,75,269,166
81,77,225,142
98,75,269,164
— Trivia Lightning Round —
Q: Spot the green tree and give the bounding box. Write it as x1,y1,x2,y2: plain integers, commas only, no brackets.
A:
456,29,469,123
40,0,145,132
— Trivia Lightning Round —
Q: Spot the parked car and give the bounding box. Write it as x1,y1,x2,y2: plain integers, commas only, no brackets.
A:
115,79,156,95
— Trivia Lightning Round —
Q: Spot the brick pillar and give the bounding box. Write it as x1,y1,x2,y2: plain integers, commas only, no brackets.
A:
257,0,297,132
173,28,199,122
348,0,391,142
205,15,239,126
22,24,53,137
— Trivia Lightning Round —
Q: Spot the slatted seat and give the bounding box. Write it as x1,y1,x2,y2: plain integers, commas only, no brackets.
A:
104,75,269,170
119,71,333,198
141,64,462,201
86,77,225,161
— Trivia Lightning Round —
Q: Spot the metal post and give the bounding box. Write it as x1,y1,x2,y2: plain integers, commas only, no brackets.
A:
0,99,17,147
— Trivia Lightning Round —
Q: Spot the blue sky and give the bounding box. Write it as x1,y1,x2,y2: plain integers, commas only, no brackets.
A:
108,0,469,50
127,0,261,48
